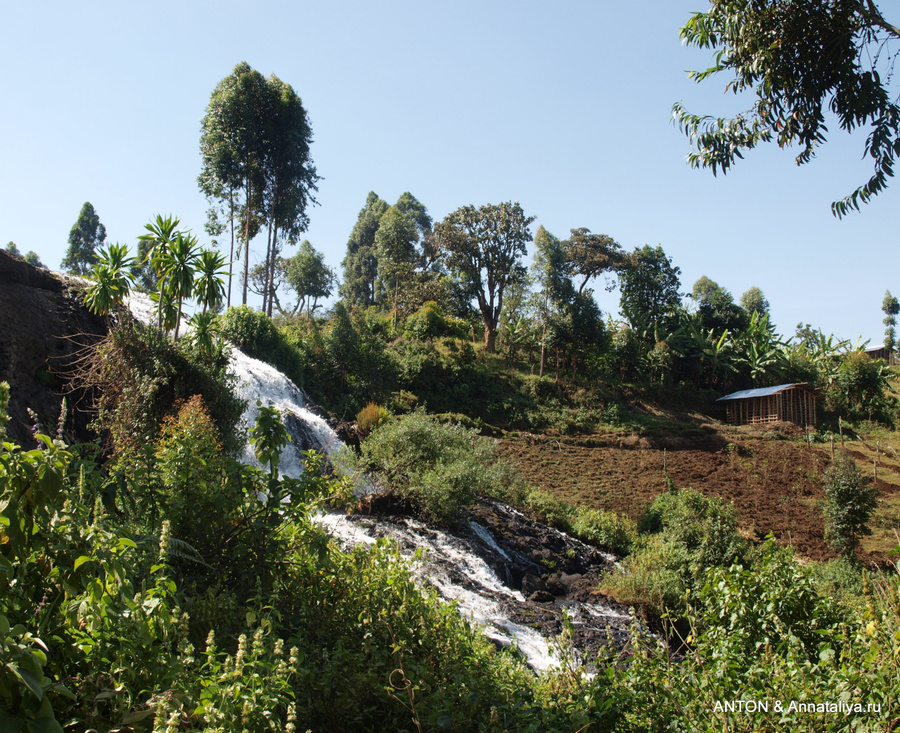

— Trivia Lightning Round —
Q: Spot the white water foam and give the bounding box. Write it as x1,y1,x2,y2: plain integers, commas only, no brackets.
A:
124,293,559,671
319,511,557,671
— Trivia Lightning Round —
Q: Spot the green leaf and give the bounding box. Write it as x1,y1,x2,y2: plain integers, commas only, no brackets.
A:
9,664,44,700
73,556,92,571
26,716,63,733
0,711,24,733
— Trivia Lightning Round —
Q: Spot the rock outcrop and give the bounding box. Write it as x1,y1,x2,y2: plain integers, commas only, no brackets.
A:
0,250,106,446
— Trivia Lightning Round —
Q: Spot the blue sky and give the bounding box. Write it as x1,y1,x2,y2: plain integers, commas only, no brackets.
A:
2,1,897,344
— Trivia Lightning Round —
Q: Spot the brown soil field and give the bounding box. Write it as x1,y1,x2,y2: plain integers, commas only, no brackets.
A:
499,422,900,564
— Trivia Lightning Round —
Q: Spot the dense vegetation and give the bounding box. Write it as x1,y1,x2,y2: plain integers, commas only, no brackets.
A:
9,36,896,728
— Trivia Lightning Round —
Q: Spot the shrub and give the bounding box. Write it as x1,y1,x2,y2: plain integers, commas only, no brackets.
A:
217,305,306,389
522,487,576,531
603,488,746,618
356,402,390,437
822,452,879,558
570,507,638,556
83,319,244,456
360,409,508,525
155,396,238,555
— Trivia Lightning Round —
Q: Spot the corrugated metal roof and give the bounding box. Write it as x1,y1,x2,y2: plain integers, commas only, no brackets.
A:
716,383,807,402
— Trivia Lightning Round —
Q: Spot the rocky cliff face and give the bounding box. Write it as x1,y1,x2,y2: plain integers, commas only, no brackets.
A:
0,250,106,446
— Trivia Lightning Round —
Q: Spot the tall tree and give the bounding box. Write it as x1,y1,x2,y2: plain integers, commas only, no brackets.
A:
674,0,900,216
61,202,106,275
882,289,899,361
531,226,570,377
740,286,770,319
340,192,389,308
284,240,335,318
560,228,625,294
374,206,419,329
434,201,534,352
690,276,747,332
199,62,318,308
618,245,683,343
260,74,319,317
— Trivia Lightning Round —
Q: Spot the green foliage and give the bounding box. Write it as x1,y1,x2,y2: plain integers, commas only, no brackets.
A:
340,191,389,308
0,380,9,438
0,615,67,733
740,285,770,318
83,242,137,317
830,349,896,423
360,409,508,524
570,508,637,556
674,0,900,216
615,542,900,731
822,452,879,557
155,396,238,555
618,244,682,345
88,318,244,457
199,62,319,306
355,401,390,437
283,239,335,318
604,487,746,616
433,201,535,352
404,300,469,341
249,401,291,476
217,305,306,388
61,201,106,275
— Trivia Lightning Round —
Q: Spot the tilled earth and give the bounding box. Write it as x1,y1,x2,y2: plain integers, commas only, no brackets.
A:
499,424,899,564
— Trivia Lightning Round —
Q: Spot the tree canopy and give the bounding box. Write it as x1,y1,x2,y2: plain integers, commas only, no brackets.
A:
618,245,683,342
199,62,318,307
340,192,389,308
61,202,106,275
434,202,534,352
674,0,900,216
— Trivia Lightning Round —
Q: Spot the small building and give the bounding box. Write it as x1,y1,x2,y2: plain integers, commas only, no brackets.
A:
717,383,821,427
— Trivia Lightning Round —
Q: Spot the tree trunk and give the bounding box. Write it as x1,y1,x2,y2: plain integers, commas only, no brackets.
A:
262,218,274,315
227,188,235,309
267,223,279,318
242,178,252,306
484,323,497,353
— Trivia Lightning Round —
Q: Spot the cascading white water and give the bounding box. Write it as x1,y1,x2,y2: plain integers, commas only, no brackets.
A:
124,293,626,671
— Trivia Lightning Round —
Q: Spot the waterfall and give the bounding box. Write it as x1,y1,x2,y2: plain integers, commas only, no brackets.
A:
124,294,633,672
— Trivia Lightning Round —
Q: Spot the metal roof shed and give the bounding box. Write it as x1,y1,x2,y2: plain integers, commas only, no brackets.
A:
717,383,821,427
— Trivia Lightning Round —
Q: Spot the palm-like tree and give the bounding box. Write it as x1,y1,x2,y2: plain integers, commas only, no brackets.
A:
138,215,181,330
84,243,136,317
188,310,220,360
155,232,200,339
194,249,229,313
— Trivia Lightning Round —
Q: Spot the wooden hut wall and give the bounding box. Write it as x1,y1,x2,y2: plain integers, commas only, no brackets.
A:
724,386,818,427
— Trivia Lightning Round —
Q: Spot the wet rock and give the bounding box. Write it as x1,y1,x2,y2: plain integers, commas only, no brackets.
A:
528,590,555,603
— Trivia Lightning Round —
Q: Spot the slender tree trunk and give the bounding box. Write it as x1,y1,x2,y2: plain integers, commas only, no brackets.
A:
227,189,235,309
262,218,274,315
393,276,400,333
267,223,279,318
242,178,252,306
